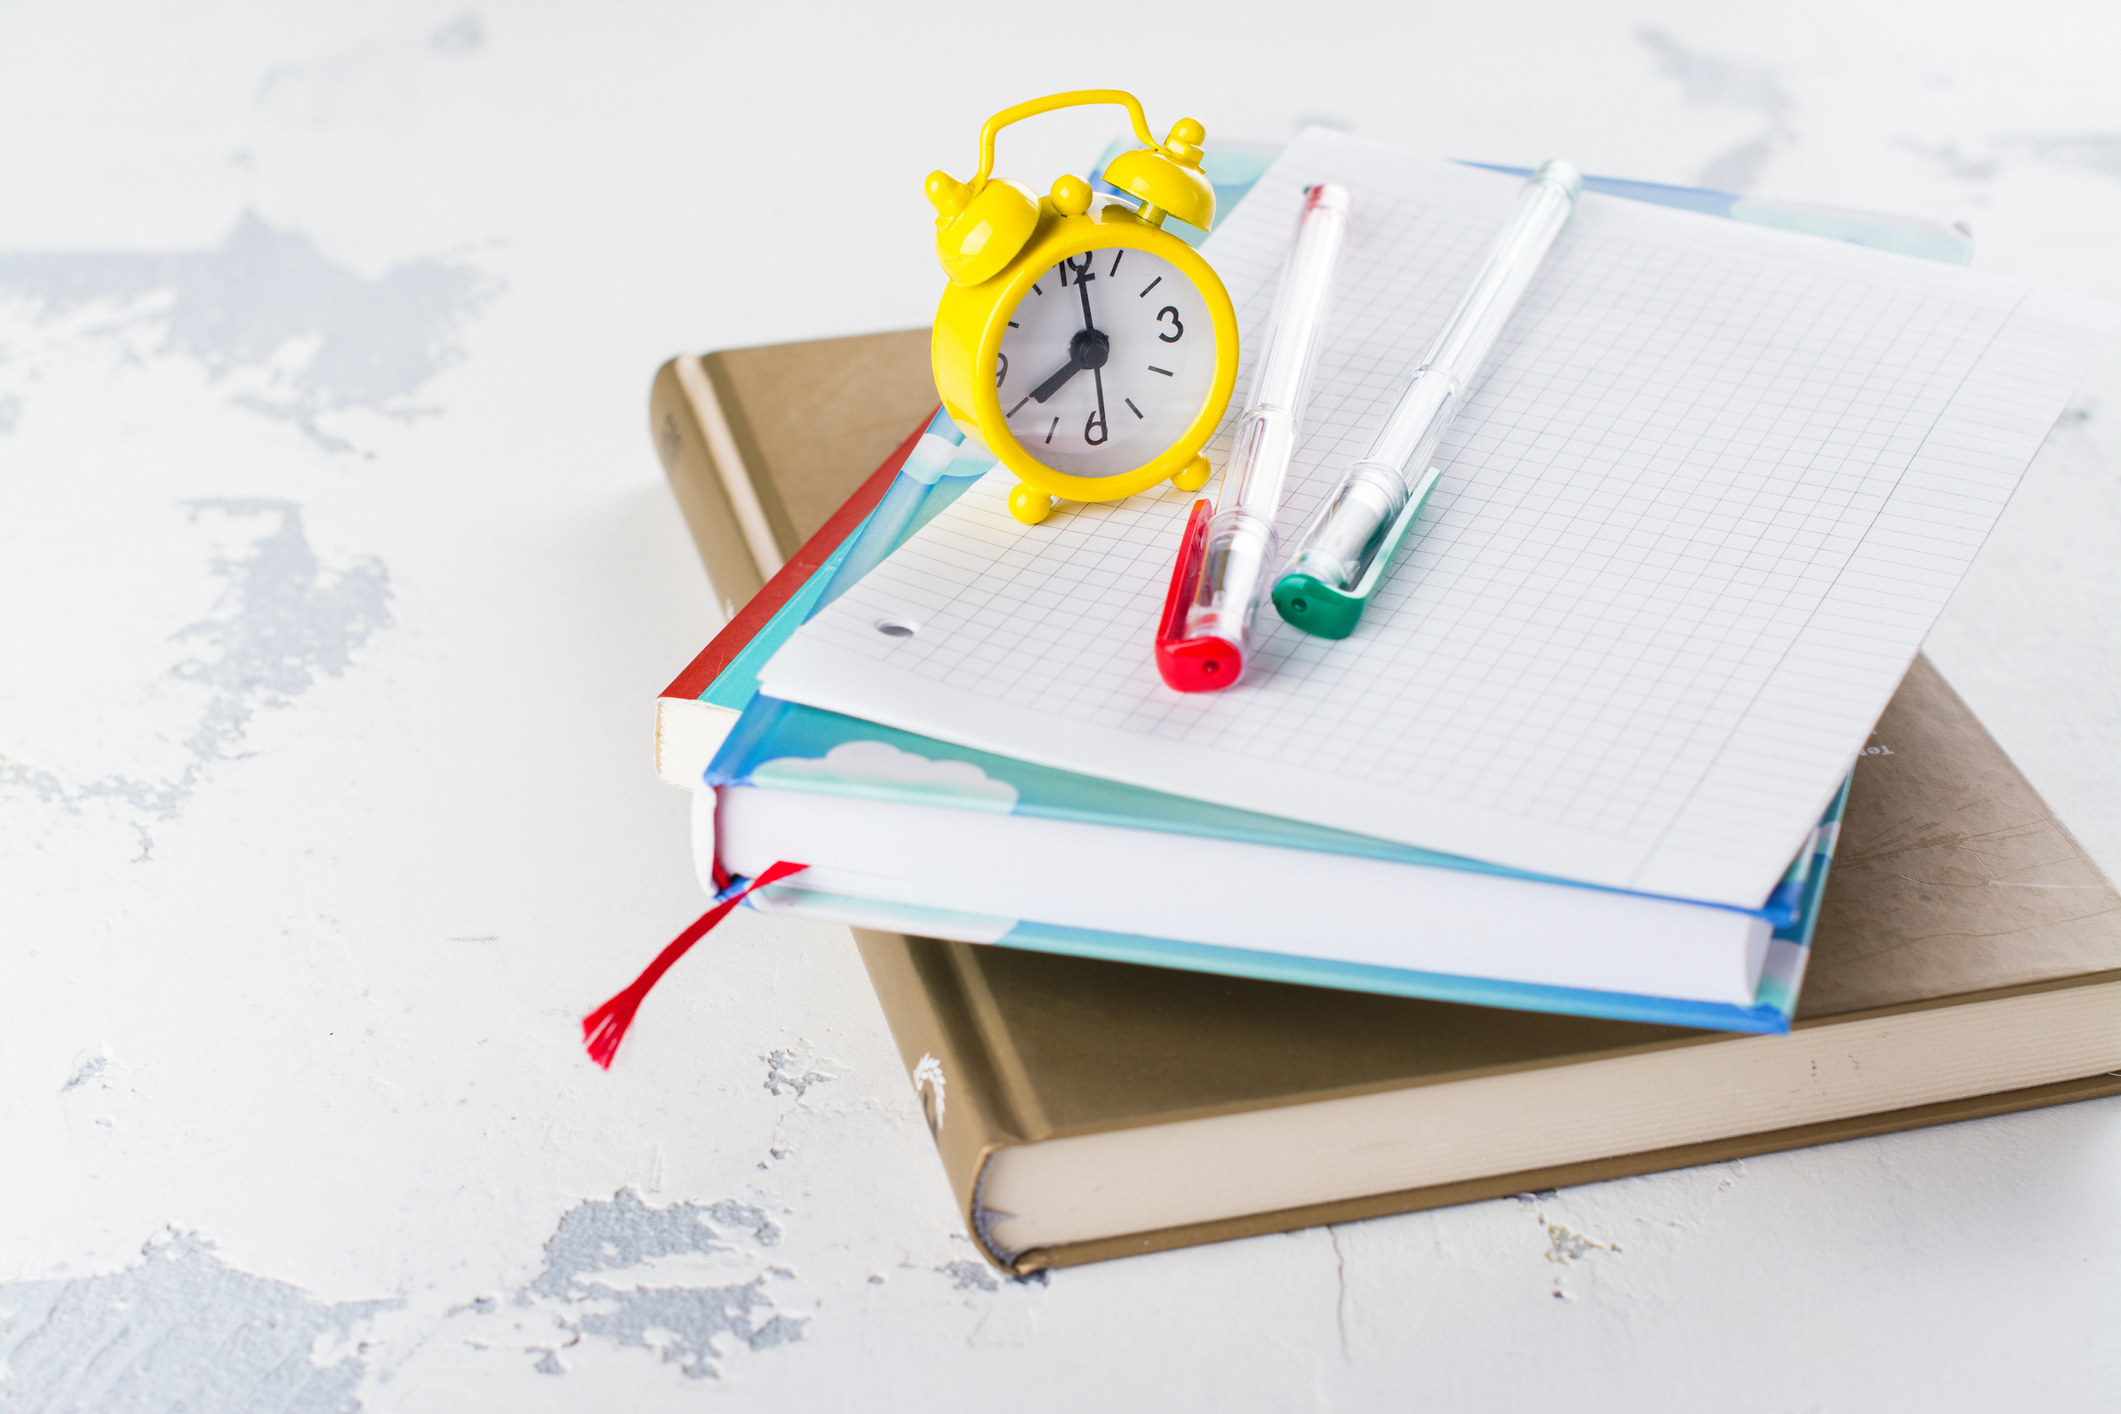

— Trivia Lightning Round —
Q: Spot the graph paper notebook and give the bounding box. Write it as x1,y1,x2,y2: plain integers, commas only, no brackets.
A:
760,130,2118,910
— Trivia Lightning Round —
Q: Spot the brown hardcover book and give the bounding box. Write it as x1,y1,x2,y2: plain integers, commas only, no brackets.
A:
649,329,936,617
855,657,2121,1273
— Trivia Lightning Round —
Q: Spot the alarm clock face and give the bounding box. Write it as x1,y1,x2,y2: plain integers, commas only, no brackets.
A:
993,246,1219,479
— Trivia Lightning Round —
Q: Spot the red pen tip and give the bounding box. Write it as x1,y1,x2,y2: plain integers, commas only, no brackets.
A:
1156,634,1244,692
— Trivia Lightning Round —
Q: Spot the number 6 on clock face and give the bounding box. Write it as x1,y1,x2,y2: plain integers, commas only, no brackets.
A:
994,246,1218,480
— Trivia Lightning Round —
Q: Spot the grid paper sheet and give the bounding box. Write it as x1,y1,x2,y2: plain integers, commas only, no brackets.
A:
762,131,2116,908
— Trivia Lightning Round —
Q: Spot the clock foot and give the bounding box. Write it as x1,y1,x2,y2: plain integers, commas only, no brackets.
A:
1171,455,1211,492
1007,483,1054,524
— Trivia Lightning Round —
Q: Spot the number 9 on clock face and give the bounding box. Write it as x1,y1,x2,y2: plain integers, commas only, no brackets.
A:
994,246,1217,479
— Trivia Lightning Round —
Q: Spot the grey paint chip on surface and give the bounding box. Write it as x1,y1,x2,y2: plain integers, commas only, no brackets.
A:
0,209,493,451
0,498,392,847
0,1194,814,1409
515,1190,807,1380
0,1233,396,1414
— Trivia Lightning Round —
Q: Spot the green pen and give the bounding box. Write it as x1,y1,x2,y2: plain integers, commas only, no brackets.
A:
1273,159,1583,638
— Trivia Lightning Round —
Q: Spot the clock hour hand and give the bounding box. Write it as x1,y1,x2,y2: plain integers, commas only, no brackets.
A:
1031,353,1084,404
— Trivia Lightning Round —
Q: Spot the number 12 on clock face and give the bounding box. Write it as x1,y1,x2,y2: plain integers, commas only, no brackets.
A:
995,245,1218,481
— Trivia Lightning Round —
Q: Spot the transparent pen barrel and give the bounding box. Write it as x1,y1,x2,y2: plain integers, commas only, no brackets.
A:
1178,506,1278,648
1284,160,1581,592
1285,460,1409,590
1358,375,1457,500
1222,184,1350,519
1426,161,1580,389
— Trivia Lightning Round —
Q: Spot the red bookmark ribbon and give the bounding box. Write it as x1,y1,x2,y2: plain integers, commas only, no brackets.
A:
582,860,808,1069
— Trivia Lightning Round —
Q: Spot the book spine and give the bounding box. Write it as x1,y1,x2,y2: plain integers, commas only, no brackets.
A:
659,418,929,706
847,929,1034,1271
651,356,768,619
692,352,798,573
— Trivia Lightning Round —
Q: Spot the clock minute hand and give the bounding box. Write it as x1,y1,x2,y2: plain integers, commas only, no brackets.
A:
1020,260,1103,406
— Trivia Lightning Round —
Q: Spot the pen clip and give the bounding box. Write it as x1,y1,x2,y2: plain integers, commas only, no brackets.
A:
1271,466,1443,638
1155,498,1211,648
1154,499,1243,691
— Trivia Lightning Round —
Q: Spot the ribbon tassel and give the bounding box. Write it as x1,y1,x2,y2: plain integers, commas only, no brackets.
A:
582,860,807,1068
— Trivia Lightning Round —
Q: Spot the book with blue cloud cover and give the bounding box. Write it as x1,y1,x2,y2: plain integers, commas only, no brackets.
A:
702,690,1843,1032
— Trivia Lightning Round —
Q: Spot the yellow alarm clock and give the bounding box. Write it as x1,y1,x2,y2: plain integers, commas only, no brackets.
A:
925,90,1240,525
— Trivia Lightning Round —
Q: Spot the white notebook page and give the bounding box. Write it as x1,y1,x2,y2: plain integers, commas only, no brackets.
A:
762,131,2116,909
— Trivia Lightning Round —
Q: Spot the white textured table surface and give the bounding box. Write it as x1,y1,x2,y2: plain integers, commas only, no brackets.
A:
4,4,2118,1409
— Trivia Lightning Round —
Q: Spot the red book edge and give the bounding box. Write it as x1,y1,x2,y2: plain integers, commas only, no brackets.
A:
659,410,937,703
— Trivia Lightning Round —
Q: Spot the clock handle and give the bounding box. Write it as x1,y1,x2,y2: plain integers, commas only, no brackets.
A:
928,89,1214,281
954,89,1214,235
971,90,1161,189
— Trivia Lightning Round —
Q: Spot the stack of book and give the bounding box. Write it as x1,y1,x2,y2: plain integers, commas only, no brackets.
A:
645,141,2121,1274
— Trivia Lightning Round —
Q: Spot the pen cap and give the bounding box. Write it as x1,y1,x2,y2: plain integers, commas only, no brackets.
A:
1155,498,1247,690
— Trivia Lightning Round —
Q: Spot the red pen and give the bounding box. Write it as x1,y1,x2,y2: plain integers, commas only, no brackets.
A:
1154,182,1350,691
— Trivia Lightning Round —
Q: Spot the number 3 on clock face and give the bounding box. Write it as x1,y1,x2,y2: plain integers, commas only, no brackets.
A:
994,246,1217,479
